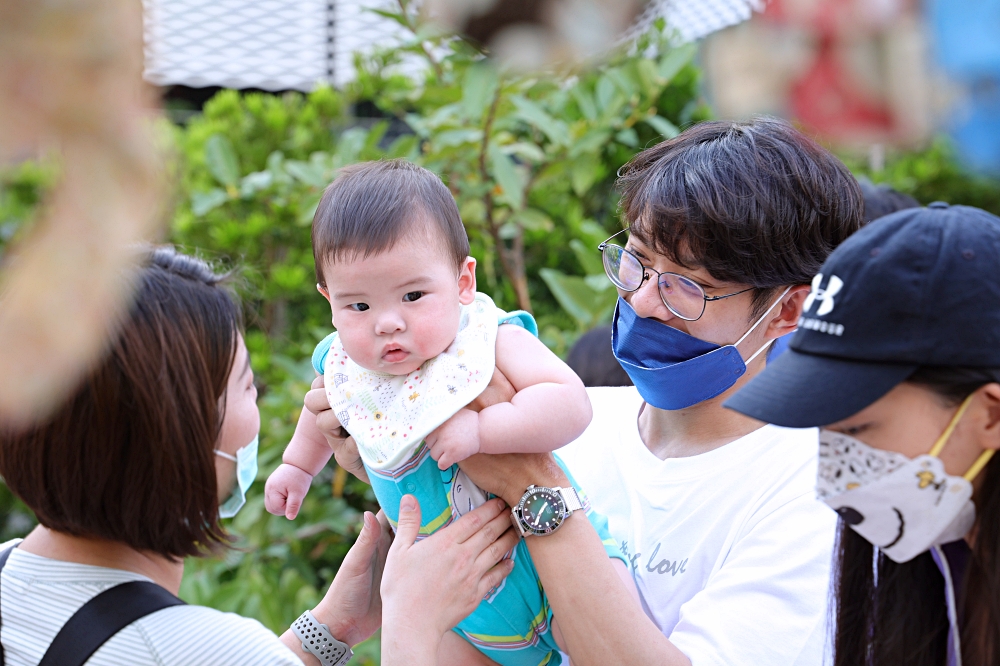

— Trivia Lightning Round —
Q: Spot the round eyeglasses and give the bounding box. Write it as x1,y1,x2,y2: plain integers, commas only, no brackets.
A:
598,229,753,321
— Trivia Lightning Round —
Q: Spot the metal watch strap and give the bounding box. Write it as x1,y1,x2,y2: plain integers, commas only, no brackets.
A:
555,486,583,513
291,610,352,666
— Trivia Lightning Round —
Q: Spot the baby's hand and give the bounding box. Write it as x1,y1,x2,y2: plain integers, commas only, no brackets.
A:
264,463,314,520
425,409,481,470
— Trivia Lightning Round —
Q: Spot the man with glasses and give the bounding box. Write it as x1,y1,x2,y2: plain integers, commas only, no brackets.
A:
545,117,866,664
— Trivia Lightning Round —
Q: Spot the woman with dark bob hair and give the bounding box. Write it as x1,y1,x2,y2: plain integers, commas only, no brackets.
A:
727,203,1000,666
0,247,518,665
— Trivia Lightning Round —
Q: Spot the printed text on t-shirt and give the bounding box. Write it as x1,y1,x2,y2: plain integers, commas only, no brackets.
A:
622,540,688,577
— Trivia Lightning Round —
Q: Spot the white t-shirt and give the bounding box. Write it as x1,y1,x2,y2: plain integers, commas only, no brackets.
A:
558,387,837,666
0,540,302,666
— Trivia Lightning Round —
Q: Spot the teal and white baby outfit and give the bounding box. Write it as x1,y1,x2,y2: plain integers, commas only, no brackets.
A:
312,293,624,666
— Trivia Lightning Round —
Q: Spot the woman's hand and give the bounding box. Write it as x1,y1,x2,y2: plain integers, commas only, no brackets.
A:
380,495,519,665
304,375,368,484
279,509,391,660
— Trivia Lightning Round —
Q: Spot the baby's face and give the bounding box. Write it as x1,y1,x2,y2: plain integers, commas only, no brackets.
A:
320,230,476,376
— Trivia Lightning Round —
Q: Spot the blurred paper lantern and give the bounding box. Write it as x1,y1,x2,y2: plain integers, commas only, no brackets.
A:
0,0,166,430
424,0,647,69
424,0,763,69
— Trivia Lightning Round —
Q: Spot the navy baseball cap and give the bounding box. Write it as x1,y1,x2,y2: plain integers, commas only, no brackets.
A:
725,203,1000,428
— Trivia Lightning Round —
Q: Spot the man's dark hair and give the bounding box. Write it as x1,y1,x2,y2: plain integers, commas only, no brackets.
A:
858,178,920,222
312,159,470,286
617,117,865,317
0,247,241,558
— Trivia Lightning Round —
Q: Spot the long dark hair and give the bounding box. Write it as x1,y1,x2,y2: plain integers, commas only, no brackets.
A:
0,247,242,558
832,366,1000,666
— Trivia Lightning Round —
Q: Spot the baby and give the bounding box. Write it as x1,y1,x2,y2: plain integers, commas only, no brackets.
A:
265,160,628,666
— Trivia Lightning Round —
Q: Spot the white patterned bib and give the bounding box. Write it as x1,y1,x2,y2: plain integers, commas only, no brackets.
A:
324,293,499,471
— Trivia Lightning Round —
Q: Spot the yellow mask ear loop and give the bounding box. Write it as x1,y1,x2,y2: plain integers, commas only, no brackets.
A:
963,449,995,482
926,393,996,482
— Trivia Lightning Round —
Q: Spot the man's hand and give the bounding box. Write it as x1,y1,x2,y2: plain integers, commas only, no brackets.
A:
459,452,568,507
425,409,481,470
304,375,369,484
306,367,518,483
467,367,516,413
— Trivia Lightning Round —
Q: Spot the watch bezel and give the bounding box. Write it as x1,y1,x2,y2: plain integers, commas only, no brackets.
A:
515,485,568,536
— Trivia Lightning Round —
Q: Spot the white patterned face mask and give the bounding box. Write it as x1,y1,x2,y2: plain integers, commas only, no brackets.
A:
817,395,994,563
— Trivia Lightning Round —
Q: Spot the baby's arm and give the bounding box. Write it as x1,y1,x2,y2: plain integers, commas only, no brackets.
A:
264,403,336,519
426,325,591,468
480,324,592,453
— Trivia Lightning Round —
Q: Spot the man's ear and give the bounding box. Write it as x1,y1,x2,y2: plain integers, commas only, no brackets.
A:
317,283,331,303
765,284,810,340
458,257,477,305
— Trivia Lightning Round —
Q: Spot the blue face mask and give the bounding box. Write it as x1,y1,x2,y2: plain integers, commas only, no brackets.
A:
612,289,789,410
215,434,259,518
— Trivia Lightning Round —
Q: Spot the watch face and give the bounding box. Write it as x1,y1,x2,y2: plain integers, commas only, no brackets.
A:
519,487,565,535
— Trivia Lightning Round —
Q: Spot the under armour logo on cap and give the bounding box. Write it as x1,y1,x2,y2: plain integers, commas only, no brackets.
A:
803,273,843,316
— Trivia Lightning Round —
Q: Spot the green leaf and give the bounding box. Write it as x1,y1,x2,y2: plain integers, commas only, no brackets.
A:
606,66,637,98
367,8,411,29
635,58,662,98
584,274,615,291
595,77,617,112
645,115,679,139
571,153,604,196
297,193,321,225
511,96,570,146
461,63,500,121
569,129,612,158
191,188,229,216
511,208,553,232
433,128,483,147
571,86,598,121
334,128,370,165
657,43,697,84
240,170,273,197
498,221,519,239
616,128,639,147
502,142,546,164
284,160,328,188
539,268,617,329
488,144,526,209
387,134,420,159
569,238,605,275
205,134,240,187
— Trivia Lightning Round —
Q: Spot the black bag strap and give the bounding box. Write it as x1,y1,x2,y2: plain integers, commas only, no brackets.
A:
38,580,185,666
0,544,186,666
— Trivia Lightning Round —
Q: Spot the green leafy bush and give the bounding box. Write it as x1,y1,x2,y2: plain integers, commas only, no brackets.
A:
848,139,1000,215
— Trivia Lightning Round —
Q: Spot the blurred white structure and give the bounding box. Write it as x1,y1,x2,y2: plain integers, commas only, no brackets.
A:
142,0,408,90
142,0,764,91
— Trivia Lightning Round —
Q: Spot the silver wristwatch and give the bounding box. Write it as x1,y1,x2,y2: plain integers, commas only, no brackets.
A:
291,610,352,666
511,485,583,537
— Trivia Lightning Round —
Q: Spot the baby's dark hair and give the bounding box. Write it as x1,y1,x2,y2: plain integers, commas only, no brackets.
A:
311,159,470,286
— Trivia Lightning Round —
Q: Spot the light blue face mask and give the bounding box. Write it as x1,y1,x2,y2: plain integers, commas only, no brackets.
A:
215,435,259,518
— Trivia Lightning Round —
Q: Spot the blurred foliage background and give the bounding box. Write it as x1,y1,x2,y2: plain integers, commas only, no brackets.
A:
1,5,999,662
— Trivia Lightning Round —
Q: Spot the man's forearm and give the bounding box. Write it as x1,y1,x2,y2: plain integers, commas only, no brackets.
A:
525,513,691,666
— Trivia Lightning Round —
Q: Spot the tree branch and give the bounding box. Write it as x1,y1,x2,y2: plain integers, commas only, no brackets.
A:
477,86,532,312
395,0,443,80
